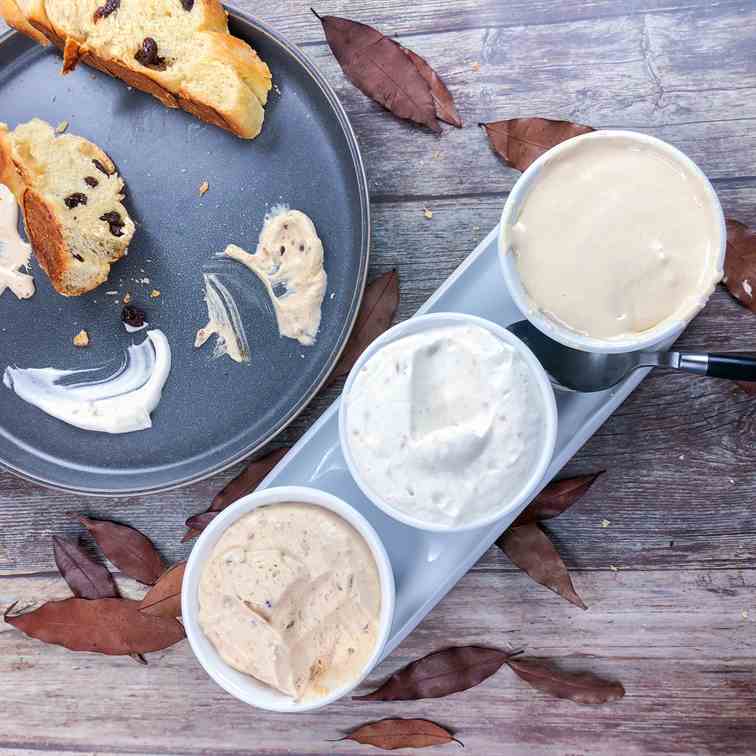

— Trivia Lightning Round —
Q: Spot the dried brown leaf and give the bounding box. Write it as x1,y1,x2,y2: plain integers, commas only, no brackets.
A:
338,719,462,750
314,11,440,132
4,598,185,655
497,524,587,609
480,117,594,172
724,218,756,312
329,270,400,384
77,515,165,585
506,658,625,704
737,380,756,395
52,536,118,600
181,447,288,541
513,472,605,526
354,645,509,701
139,561,186,618
401,46,462,128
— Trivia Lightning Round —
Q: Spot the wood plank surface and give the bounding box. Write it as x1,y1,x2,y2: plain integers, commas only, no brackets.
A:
2,0,756,754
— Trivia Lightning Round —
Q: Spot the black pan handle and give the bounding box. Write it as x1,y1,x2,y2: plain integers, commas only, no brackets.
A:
704,353,756,381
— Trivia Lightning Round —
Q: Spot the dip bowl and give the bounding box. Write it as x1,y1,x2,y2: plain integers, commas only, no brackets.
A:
339,312,558,532
182,485,396,713
498,130,727,354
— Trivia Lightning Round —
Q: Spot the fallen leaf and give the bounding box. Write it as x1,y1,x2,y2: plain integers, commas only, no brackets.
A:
480,117,594,172
313,10,440,132
77,515,165,585
354,645,510,701
513,472,604,526
139,562,186,618
400,46,462,128
737,380,756,395
338,719,462,750
52,536,118,600
183,511,219,535
497,524,587,609
506,658,625,704
328,270,400,384
724,218,756,312
5,598,185,655
181,447,288,541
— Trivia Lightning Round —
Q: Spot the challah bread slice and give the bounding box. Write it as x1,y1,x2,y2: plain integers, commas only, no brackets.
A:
0,118,135,296
1,0,272,139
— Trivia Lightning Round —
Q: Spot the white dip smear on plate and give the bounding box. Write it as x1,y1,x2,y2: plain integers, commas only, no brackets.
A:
343,324,546,528
198,503,381,702
510,135,722,340
0,184,34,300
225,208,326,346
195,272,250,363
2,329,171,433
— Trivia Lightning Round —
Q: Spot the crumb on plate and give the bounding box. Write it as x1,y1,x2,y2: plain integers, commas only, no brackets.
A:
199,180,209,196
423,207,433,220
150,289,161,298
73,329,89,347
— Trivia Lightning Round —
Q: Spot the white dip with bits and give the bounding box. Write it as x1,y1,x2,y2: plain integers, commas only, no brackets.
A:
342,323,548,529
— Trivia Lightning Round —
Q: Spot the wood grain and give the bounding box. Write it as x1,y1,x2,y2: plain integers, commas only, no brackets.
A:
1,0,756,754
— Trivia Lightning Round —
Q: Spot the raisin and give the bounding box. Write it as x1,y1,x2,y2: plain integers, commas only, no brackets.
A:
92,158,112,176
100,210,125,237
134,37,166,70
93,0,120,21
180,0,194,10
64,192,87,209
84,176,98,187
121,304,146,328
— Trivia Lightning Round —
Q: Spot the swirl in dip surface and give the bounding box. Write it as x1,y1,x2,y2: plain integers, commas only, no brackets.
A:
343,324,546,528
198,503,381,701
509,134,723,340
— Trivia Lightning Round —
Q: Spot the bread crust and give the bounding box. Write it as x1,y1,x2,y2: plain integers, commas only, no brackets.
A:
8,0,271,139
21,188,73,292
0,0,49,45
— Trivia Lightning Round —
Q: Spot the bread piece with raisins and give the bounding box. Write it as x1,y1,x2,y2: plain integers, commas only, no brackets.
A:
0,0,272,139
0,118,135,296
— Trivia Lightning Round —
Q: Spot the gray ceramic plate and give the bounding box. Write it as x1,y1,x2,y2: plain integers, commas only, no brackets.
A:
0,10,369,495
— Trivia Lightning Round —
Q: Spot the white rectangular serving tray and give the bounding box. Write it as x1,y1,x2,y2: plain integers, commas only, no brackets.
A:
256,223,650,659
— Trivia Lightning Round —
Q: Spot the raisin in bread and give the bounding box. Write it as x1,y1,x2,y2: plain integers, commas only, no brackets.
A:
0,0,272,140
0,118,135,296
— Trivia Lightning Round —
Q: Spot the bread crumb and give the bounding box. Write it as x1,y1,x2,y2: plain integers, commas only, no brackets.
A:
471,61,481,71
423,207,433,220
609,565,619,572
55,120,69,134
743,610,750,620
73,329,89,347
199,180,209,196
150,289,161,298
432,150,441,160
601,519,611,528
123,292,131,304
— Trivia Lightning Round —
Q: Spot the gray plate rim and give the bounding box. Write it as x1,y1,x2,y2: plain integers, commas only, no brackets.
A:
0,8,370,497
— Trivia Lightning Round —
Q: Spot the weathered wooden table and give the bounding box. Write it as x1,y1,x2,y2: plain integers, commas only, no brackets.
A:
2,1,756,753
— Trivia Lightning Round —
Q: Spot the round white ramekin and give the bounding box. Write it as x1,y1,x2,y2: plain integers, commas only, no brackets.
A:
498,129,727,354
338,312,558,533
181,485,396,713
